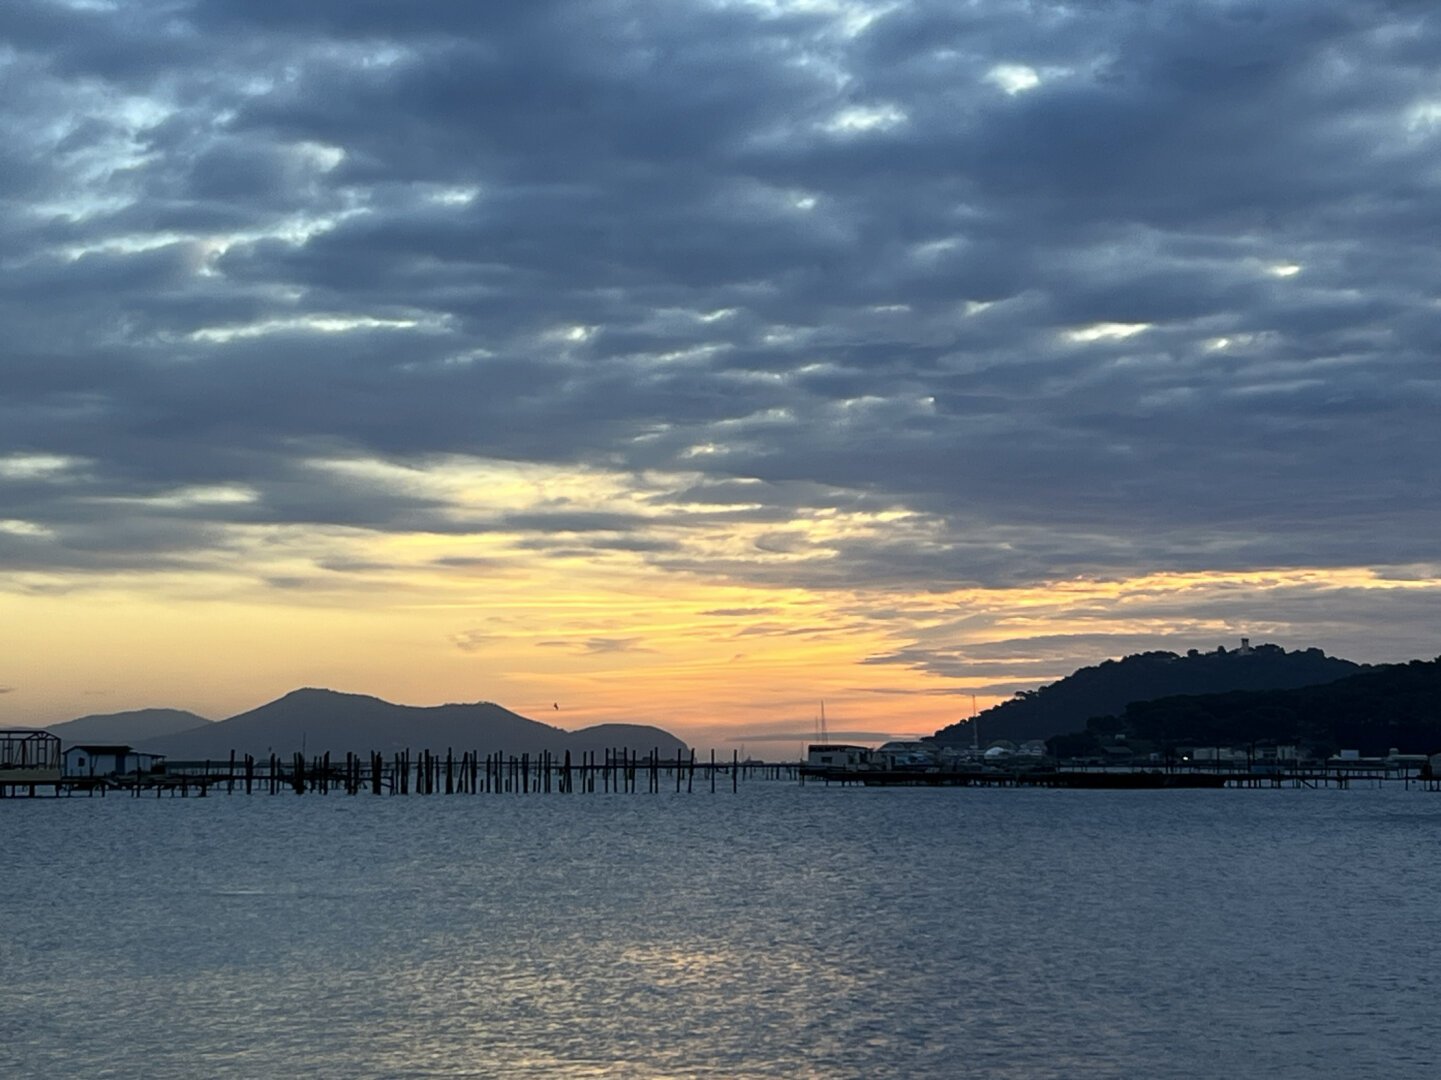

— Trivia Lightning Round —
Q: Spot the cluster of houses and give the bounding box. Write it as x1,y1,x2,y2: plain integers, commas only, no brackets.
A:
806,737,1441,775
806,738,1049,773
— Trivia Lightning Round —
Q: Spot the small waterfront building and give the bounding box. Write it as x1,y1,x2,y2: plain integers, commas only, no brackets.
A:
62,745,166,778
0,729,63,786
1192,747,1242,763
806,744,871,770
1387,752,1428,772
937,745,982,767
873,741,938,769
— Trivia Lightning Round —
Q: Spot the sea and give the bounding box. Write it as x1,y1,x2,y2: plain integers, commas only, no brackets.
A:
2,781,1438,1078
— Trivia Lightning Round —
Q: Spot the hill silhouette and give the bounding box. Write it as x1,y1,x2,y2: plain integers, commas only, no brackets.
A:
931,642,1363,745
1052,658,1441,758
563,724,692,757
48,708,212,746
134,689,687,759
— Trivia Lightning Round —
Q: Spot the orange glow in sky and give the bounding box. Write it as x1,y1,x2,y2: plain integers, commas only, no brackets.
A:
4,488,1435,753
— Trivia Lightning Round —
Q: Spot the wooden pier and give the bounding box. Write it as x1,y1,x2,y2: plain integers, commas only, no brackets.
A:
2,748,802,798
6,751,1437,799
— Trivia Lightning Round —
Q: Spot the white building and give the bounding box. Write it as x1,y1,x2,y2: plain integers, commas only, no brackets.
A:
806,744,872,770
63,745,166,778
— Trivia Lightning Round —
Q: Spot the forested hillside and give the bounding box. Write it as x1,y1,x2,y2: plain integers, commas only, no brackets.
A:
931,643,1362,745
1048,657,1441,758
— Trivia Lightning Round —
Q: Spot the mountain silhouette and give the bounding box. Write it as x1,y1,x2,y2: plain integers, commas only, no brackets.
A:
931,643,1363,745
48,708,212,746
133,688,687,759
1060,657,1441,757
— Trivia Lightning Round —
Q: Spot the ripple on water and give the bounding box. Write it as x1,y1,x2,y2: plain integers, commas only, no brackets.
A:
2,785,1439,1078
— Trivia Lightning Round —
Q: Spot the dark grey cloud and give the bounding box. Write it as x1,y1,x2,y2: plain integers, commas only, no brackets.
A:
431,556,507,570
854,580,1441,685
1,0,1438,657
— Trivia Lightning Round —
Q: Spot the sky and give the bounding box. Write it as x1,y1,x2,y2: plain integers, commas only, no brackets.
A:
2,0,1438,750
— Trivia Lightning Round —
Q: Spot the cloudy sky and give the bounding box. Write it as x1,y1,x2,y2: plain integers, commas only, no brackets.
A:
2,0,1437,747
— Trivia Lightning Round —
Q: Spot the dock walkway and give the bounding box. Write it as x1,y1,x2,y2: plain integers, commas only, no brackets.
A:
2,749,793,798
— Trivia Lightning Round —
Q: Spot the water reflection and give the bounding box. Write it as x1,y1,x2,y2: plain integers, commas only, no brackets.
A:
1,787,1437,1077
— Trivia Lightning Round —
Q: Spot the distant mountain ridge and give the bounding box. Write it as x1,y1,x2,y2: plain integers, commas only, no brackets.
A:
131,688,688,759
47,708,212,745
931,642,1365,745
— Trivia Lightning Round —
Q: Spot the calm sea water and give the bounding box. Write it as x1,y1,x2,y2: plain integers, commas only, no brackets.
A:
3,783,1438,1078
